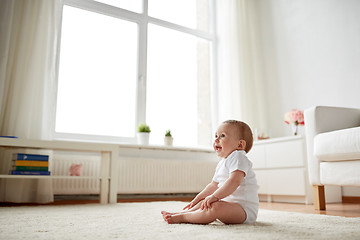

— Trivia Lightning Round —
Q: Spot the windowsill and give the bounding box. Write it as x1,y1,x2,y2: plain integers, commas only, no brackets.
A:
53,137,214,153
116,142,214,153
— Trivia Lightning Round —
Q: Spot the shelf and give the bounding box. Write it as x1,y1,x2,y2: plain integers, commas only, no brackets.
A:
253,135,303,145
0,174,109,180
0,138,119,204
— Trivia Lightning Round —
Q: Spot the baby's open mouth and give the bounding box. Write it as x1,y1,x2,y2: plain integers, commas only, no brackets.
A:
215,146,222,151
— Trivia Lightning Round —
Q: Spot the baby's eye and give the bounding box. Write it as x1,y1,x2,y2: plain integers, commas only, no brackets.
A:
221,134,226,138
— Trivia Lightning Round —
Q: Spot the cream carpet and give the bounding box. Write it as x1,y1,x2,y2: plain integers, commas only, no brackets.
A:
1,201,359,240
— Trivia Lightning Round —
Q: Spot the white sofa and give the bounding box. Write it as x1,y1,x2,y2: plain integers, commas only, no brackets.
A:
304,106,360,210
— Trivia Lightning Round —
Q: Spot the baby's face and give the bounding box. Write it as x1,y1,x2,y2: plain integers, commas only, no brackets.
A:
213,123,243,158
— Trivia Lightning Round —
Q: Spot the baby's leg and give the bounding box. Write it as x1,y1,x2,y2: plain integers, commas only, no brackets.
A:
161,201,203,221
165,201,246,224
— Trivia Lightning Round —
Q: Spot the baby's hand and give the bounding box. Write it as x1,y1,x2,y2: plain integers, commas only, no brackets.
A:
183,201,195,210
183,197,203,210
201,195,219,210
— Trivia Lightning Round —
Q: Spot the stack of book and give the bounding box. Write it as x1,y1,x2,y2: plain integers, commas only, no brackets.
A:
10,153,51,175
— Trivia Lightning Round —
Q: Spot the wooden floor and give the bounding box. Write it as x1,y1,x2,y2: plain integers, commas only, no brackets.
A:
259,201,360,218
1,197,360,218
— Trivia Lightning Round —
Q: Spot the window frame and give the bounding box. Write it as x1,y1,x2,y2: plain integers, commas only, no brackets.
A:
54,0,218,145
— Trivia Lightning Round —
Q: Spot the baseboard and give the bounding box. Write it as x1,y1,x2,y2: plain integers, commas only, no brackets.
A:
342,196,360,203
258,194,311,204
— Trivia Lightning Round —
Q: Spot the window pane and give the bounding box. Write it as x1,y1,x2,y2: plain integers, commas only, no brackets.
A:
149,0,210,32
147,24,212,147
94,0,142,13
56,6,138,138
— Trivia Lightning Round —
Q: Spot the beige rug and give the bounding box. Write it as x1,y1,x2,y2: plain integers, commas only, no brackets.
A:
0,201,359,240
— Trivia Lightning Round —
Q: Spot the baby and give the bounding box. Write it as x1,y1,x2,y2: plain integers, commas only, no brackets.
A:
161,120,259,224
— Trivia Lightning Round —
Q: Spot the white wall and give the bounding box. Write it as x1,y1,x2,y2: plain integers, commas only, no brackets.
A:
255,0,360,137
252,0,360,197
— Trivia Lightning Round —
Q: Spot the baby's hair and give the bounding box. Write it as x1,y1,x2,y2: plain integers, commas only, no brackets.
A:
222,120,253,153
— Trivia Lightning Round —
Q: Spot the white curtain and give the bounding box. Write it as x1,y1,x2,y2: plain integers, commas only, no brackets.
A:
0,0,60,203
215,0,268,135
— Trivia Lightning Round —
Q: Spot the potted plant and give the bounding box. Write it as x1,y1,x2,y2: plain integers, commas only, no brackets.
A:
164,130,173,146
137,123,151,145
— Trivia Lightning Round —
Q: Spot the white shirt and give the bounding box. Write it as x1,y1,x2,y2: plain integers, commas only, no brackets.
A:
212,150,259,206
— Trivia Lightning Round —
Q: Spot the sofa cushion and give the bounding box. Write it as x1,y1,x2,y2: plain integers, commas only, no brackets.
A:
320,161,360,186
314,126,360,161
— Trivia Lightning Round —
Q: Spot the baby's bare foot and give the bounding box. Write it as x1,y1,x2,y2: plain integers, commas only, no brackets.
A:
164,213,184,224
161,211,172,215
161,211,172,221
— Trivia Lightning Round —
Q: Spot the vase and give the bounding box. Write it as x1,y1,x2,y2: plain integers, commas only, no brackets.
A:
291,123,299,136
137,132,150,145
164,136,173,146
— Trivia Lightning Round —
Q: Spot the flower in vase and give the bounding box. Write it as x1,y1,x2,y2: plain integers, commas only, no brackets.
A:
284,109,304,135
284,109,305,126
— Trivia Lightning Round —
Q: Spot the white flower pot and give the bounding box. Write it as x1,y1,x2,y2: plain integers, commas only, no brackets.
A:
164,136,173,146
137,132,150,145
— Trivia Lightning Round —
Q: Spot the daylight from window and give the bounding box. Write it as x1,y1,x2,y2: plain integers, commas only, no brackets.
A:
147,25,198,146
55,0,213,147
94,0,143,13
56,6,137,137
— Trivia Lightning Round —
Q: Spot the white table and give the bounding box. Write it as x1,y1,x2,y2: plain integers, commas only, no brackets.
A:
0,138,119,204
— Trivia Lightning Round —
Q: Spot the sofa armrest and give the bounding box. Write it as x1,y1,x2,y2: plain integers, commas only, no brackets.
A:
304,106,360,185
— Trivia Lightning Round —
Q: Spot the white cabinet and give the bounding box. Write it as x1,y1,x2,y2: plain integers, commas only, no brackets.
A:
247,136,313,204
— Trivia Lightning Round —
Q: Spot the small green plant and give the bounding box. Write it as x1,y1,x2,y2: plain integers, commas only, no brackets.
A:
137,123,151,133
165,130,172,137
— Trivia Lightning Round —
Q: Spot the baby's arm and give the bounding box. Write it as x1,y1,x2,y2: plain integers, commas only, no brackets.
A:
201,170,245,210
183,181,218,210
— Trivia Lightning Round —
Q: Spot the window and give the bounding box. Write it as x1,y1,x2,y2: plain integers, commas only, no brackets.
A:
56,6,137,139
55,0,216,147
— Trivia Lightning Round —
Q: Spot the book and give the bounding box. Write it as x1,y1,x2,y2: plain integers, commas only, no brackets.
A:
12,160,49,167
10,170,51,175
12,166,49,171
12,153,49,161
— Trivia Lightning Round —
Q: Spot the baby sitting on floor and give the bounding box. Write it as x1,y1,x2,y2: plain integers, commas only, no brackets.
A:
161,120,259,224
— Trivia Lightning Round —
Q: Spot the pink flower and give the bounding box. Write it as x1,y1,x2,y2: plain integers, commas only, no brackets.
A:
284,109,305,125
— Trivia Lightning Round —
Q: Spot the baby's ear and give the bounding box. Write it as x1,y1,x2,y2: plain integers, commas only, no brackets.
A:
238,140,246,151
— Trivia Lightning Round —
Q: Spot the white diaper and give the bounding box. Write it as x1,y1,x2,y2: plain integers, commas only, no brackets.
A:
241,202,258,224
221,198,259,224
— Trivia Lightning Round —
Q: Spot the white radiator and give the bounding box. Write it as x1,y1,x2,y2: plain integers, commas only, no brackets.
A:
52,151,101,194
117,158,217,194
52,152,217,195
